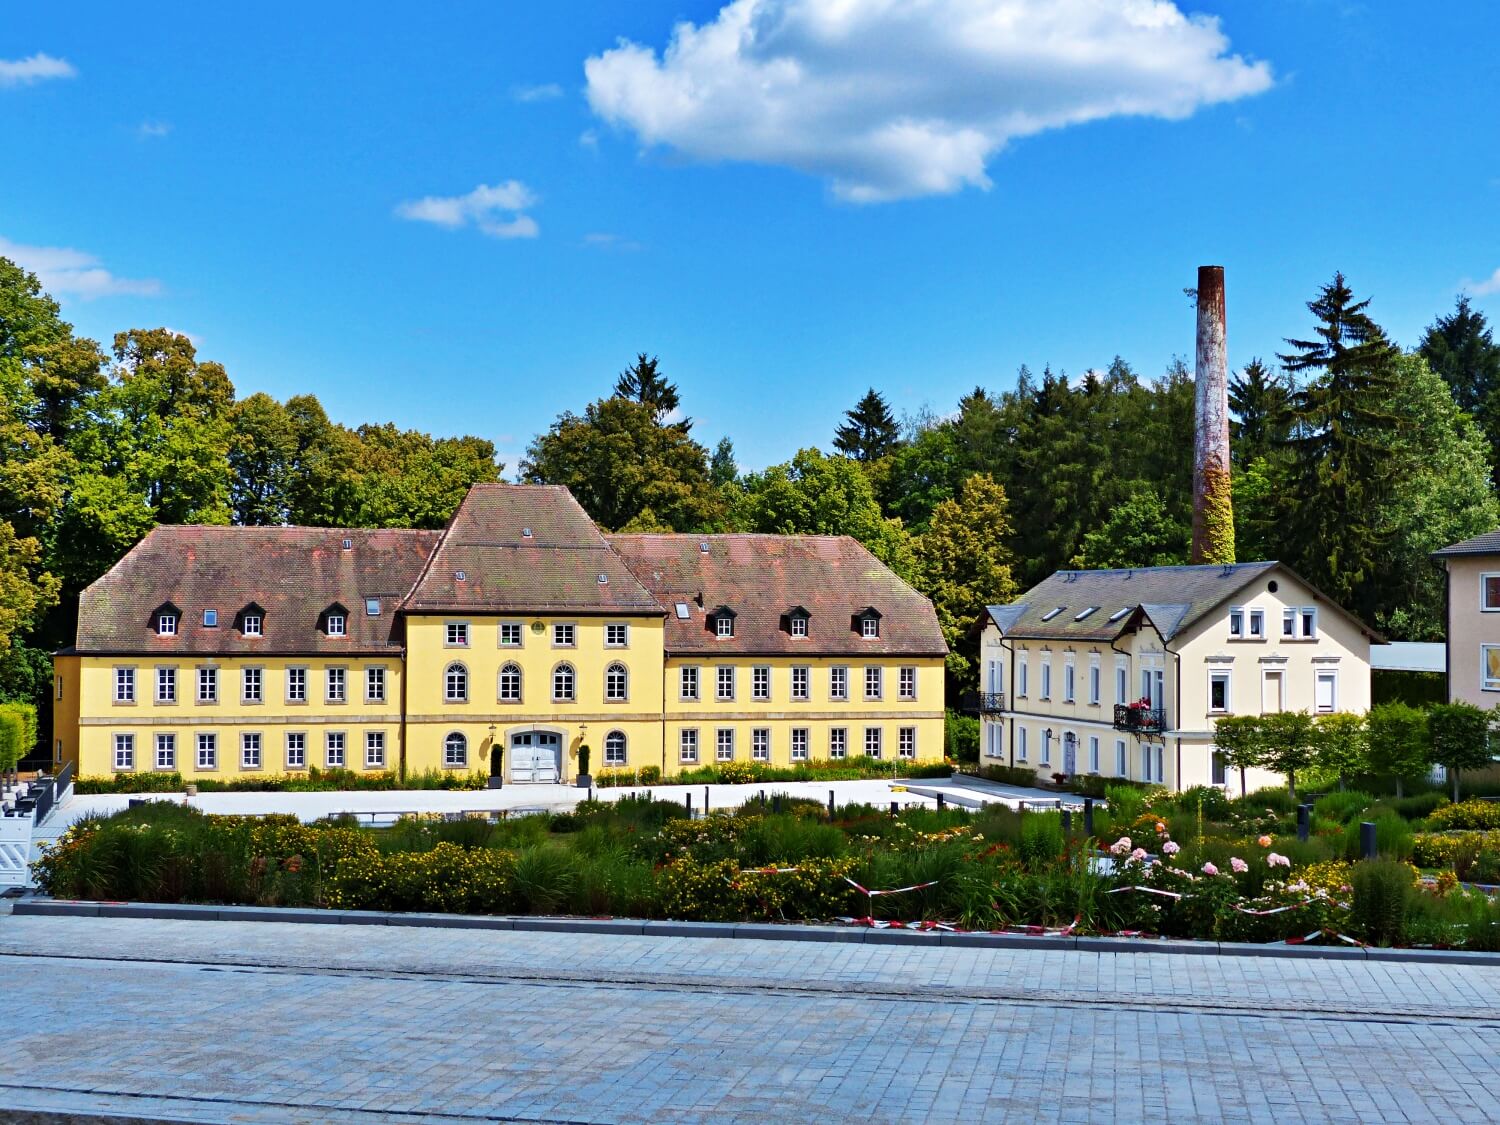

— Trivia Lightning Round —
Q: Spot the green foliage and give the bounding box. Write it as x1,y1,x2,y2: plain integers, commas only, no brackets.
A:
1350,859,1414,946
1313,711,1369,785
1427,799,1500,831
1212,714,1267,798
1076,487,1188,569
1419,295,1500,474
613,353,681,425
832,388,899,462
1258,711,1319,801
1177,785,1232,821
1365,702,1432,795
0,700,37,771
1427,703,1496,800
945,710,978,763
1312,790,1376,824
1018,812,1065,869
1340,813,1413,861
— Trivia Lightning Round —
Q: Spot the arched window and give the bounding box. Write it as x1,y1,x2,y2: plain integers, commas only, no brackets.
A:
604,730,627,766
605,661,628,702
498,662,522,703
445,662,468,703
443,732,467,768
552,662,575,703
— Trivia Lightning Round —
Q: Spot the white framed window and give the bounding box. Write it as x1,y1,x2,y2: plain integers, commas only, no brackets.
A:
1141,746,1154,782
242,667,263,704
716,728,735,761
155,733,175,770
1063,657,1075,703
679,728,699,764
680,665,699,702
752,666,770,701
1212,752,1228,785
287,666,307,703
1088,656,1100,705
114,666,136,703
499,662,522,702
898,727,916,759
499,622,523,648
1229,607,1244,637
1483,645,1500,692
197,666,217,703
365,731,386,769
715,614,734,639
860,616,879,639
1315,669,1338,713
984,723,1003,759
443,732,467,768
791,666,810,701
1248,609,1265,638
242,613,262,637
829,665,848,701
1116,739,1127,777
366,665,386,703
202,608,218,628
113,733,134,770
1018,727,1028,762
157,612,177,636
716,666,735,702
1299,607,1318,639
1209,670,1231,714
789,614,809,638
606,662,629,702
1282,608,1296,638
196,733,217,770
326,667,346,703
829,727,847,759
285,732,306,770
791,728,809,760
326,613,346,637
604,731,627,766
899,666,916,701
1018,652,1029,697
1483,574,1500,612
752,728,770,761
1115,658,1127,705
156,666,176,704
325,731,346,768
1089,735,1100,773
864,726,882,759
552,622,576,648
1040,730,1052,767
365,597,382,617
606,623,629,648
444,663,468,703
241,732,262,770
445,621,470,647
864,666,882,701
552,662,576,703
1040,659,1052,700
1156,746,1165,784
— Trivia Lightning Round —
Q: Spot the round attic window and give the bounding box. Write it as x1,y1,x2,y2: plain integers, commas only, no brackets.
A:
531,620,545,634
1267,580,1279,593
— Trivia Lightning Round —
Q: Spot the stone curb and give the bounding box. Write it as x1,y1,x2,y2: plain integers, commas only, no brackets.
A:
13,898,1500,965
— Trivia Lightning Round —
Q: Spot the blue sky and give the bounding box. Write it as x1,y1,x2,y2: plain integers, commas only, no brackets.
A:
4,1,1498,472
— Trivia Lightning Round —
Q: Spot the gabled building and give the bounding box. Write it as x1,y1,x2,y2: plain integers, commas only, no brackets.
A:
53,485,947,783
1433,530,1500,707
975,562,1380,792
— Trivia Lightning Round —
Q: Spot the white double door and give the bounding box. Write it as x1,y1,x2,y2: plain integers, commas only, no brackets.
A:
510,731,562,784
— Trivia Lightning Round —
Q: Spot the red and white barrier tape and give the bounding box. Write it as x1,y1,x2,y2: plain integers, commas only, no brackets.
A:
1104,885,1183,900
844,877,940,898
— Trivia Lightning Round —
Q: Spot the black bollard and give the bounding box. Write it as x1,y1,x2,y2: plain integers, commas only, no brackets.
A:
828,789,835,821
705,786,710,815
686,792,693,818
937,794,946,810
1297,803,1311,843
1062,808,1072,835
1019,800,1027,814
773,795,783,814
1083,798,1094,837
890,800,899,817
1360,820,1377,860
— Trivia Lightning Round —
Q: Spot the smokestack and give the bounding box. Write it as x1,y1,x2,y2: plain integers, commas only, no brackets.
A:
1191,265,1235,565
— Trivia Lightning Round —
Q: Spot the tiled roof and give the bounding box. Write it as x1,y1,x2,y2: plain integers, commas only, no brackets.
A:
74,526,442,654
402,484,661,615
1433,530,1500,557
608,534,948,657
983,562,1282,642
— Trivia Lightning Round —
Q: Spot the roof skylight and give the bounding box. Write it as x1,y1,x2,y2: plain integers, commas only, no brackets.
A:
1040,606,1065,622
1107,606,1132,623
1074,606,1099,621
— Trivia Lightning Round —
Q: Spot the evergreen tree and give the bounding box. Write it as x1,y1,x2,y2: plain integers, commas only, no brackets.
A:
1419,295,1500,469
709,436,739,487
832,388,899,461
1228,357,1291,467
613,353,682,426
1274,273,1403,623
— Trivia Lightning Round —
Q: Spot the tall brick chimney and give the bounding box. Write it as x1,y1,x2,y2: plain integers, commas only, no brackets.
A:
1191,265,1235,564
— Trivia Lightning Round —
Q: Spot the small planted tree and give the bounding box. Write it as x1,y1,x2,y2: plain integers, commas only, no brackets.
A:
1427,702,1494,802
1365,702,1430,798
1259,710,1319,803
1213,714,1265,798
1313,712,1369,791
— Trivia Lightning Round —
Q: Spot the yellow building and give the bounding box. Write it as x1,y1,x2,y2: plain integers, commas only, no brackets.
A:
53,484,948,783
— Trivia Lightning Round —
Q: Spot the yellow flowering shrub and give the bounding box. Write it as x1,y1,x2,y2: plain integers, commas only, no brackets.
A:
1412,831,1500,866
1427,800,1500,831
654,856,857,921
324,843,519,913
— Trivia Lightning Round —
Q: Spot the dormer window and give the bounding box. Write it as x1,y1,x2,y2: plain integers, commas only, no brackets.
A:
791,616,808,637
156,611,177,636
785,607,810,638
321,604,349,637
243,613,262,637
710,607,736,639
236,603,265,637
854,609,881,639
327,614,345,637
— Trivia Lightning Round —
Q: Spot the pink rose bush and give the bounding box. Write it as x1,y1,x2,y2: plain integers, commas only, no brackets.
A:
1109,837,1132,856
1162,841,1180,855
1201,862,1219,876
1267,852,1291,868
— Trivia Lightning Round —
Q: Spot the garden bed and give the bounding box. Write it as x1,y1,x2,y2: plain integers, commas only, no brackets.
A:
33,785,1500,950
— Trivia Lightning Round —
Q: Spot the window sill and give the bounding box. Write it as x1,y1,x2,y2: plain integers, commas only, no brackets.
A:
285,699,309,706
1226,637,1267,644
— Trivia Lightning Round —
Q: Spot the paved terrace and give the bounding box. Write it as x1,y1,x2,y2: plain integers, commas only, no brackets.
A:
1,914,1496,1123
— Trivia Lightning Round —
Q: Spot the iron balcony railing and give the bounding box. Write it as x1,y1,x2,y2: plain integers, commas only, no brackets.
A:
959,691,1008,715
1113,704,1167,734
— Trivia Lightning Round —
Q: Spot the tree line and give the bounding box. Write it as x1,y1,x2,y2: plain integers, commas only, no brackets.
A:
4,254,1500,754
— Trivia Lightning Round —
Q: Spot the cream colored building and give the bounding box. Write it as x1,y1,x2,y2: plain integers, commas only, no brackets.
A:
975,562,1381,792
1434,531,1500,708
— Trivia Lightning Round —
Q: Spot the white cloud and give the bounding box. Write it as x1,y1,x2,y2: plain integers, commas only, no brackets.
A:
0,235,162,299
1467,269,1500,297
584,0,1273,202
0,52,77,87
137,120,172,139
512,82,564,102
583,232,643,251
578,129,600,150
394,181,540,238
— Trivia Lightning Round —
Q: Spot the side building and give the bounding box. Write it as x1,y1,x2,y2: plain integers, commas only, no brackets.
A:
53,484,947,782
1433,530,1500,707
974,562,1380,792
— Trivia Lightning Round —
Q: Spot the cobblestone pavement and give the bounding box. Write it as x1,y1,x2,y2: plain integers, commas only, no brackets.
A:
2,916,1497,1123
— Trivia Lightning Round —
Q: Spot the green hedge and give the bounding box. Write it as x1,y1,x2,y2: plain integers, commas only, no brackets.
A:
594,757,951,788
0,701,38,772
74,767,491,794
